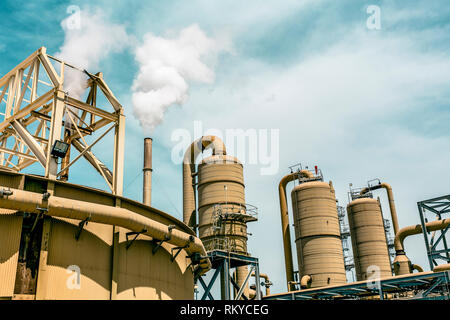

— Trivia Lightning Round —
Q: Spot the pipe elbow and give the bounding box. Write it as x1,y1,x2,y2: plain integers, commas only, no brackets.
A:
300,275,312,288
411,264,424,273
183,136,226,165
394,224,420,252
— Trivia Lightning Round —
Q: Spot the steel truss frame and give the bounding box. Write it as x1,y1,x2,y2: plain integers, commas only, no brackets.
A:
196,250,262,300
418,195,450,270
263,271,450,300
0,47,125,195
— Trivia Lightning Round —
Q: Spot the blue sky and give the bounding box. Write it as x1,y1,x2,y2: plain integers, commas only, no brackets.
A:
1,0,450,295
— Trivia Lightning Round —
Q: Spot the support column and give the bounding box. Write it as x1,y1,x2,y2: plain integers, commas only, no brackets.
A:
45,89,65,179
220,259,230,300
254,262,261,300
113,110,125,196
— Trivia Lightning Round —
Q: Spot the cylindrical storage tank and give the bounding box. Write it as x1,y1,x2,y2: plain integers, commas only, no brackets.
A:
347,198,392,281
0,173,196,300
291,181,346,288
197,155,248,254
197,155,250,299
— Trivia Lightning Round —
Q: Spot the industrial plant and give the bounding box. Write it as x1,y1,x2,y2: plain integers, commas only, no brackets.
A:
0,48,449,300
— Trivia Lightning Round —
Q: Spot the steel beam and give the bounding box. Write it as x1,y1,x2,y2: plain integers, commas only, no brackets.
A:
11,120,46,166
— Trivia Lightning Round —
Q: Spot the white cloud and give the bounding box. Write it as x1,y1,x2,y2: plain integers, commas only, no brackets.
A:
56,8,130,99
131,24,233,133
156,25,450,293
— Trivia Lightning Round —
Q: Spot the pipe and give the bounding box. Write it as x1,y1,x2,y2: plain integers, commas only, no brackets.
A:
433,264,450,272
143,137,152,206
394,218,450,252
300,275,312,288
411,264,424,273
278,170,314,291
393,218,450,275
0,187,211,275
360,182,399,235
251,272,272,296
182,136,226,231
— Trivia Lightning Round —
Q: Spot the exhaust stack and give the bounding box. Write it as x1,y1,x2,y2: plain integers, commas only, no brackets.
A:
143,138,152,206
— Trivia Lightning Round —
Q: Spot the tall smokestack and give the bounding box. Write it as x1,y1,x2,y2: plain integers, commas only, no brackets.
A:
143,138,152,206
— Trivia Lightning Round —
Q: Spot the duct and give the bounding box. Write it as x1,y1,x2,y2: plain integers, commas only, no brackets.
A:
393,218,450,275
412,264,424,273
360,182,399,235
143,138,152,206
394,218,450,252
182,136,226,231
278,170,314,291
300,275,312,289
433,264,450,272
0,187,211,275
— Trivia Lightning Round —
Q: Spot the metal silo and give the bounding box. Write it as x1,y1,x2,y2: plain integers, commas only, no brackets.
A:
197,154,257,299
347,197,392,281
290,180,347,288
197,155,248,253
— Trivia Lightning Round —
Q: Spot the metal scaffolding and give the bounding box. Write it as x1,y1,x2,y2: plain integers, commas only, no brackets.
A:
263,271,450,300
196,250,262,301
418,195,450,270
0,47,125,195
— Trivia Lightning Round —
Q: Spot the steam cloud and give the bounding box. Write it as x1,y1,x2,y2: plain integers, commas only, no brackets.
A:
132,24,231,133
56,8,129,99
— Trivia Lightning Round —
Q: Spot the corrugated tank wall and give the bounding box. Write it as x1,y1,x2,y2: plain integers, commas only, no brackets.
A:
0,210,22,298
347,198,392,281
0,172,195,300
35,217,114,300
115,228,194,300
291,181,347,288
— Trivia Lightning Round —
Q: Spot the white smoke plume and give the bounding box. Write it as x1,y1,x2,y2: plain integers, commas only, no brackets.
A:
56,8,129,99
132,24,232,133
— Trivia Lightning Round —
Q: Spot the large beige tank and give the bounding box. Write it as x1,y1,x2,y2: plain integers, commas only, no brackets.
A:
0,171,198,300
197,155,249,253
347,198,392,281
291,181,346,288
197,154,255,299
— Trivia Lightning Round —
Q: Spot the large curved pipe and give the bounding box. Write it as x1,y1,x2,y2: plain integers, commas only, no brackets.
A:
394,218,450,252
412,264,424,273
278,170,314,291
360,182,399,235
433,264,450,272
300,275,312,288
393,218,450,275
0,188,211,275
183,136,226,231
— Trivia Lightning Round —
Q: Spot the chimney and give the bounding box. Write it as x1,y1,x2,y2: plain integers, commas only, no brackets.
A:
143,138,152,206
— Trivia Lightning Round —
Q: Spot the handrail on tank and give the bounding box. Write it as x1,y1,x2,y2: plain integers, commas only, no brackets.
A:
278,170,314,292
182,136,226,232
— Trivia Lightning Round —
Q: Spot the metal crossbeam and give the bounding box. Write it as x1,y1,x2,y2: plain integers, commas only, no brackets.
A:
264,272,450,301
0,47,125,195
200,264,223,300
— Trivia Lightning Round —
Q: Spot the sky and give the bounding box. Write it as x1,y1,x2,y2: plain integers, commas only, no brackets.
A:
1,0,450,296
